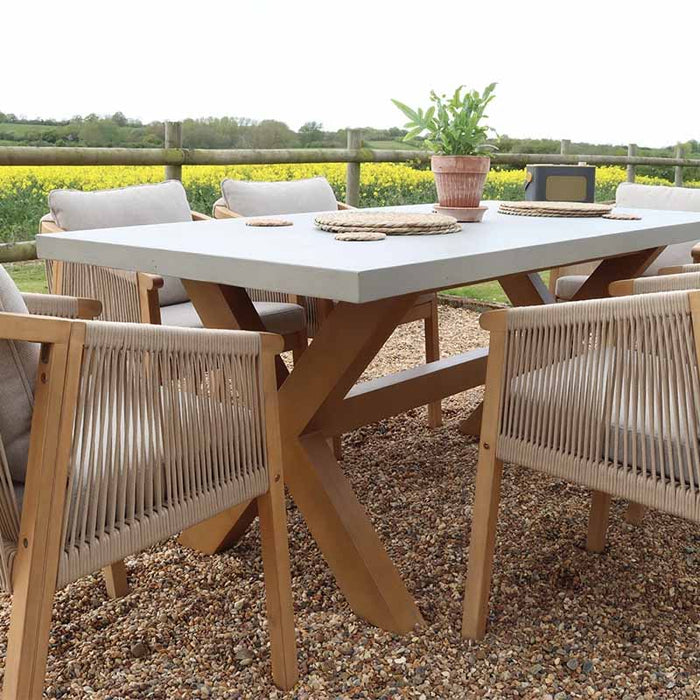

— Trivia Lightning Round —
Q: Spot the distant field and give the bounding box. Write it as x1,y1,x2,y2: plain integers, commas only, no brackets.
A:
0,123,55,141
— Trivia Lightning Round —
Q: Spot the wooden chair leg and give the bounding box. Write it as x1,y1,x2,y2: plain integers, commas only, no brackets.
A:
103,560,129,599
3,573,56,700
462,451,504,640
459,402,484,437
625,501,646,526
257,488,298,690
425,300,442,428
179,499,258,555
291,332,308,365
4,330,84,699
331,435,343,461
587,491,611,553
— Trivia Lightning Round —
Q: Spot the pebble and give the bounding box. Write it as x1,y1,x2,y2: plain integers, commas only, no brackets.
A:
129,642,148,659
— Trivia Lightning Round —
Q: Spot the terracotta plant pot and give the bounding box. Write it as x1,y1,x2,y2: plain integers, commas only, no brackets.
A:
431,155,491,208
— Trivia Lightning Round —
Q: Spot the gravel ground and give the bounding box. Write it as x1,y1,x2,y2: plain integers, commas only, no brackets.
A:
2,305,700,699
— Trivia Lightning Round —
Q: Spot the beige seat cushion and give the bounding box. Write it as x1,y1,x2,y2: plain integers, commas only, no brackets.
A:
220,177,337,216
556,183,700,300
554,275,588,301
160,300,306,336
48,181,192,307
0,267,39,483
213,196,226,215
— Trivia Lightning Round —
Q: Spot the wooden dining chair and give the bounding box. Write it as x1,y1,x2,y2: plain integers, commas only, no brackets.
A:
0,266,297,697
462,287,700,640
213,176,443,440
550,182,700,301
40,181,308,355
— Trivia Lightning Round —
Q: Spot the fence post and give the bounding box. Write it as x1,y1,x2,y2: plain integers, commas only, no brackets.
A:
674,143,684,187
164,121,183,181
346,129,362,207
627,143,637,182
560,139,571,156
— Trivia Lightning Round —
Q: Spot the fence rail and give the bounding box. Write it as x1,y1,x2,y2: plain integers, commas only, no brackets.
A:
0,125,695,264
2,146,699,170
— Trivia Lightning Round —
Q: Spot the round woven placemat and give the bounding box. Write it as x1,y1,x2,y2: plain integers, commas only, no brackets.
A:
334,231,387,242
315,211,460,235
602,212,642,220
498,201,612,218
500,209,609,218
245,218,293,227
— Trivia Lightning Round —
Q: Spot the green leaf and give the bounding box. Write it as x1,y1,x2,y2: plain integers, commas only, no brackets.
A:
392,83,497,155
390,99,422,125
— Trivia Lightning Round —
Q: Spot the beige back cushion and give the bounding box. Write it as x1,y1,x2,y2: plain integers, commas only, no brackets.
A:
616,182,700,272
220,177,337,216
48,181,192,306
0,267,39,483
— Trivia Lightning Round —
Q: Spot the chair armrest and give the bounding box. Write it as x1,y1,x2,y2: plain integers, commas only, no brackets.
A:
658,263,700,275
692,243,700,263
22,293,102,320
213,204,242,219
191,210,211,221
39,219,63,234
138,273,164,291
0,312,72,343
609,271,700,297
337,201,355,210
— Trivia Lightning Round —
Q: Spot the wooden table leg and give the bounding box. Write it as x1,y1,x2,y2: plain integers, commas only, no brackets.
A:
572,247,664,301
499,272,555,306
289,432,423,632
460,272,551,436
276,296,426,632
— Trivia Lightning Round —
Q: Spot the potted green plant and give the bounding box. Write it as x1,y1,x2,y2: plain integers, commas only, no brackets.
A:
392,84,497,212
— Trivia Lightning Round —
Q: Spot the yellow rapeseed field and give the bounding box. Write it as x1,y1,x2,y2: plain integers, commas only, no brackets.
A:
0,163,694,242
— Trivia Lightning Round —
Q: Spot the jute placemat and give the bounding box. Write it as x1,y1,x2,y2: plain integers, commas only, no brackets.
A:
246,218,293,227
315,211,461,235
334,232,387,241
498,201,612,218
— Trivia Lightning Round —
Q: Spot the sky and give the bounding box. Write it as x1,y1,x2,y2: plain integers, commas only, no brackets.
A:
3,0,698,147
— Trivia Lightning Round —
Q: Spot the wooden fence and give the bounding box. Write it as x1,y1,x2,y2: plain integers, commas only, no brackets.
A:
1,123,697,263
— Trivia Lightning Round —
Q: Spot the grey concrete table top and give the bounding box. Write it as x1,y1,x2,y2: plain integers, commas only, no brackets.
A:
36,202,700,303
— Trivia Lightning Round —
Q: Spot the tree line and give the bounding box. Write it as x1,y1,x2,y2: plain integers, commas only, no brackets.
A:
1,111,698,180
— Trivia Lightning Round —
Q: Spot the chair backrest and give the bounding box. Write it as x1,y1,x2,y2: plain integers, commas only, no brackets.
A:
47,181,192,307
616,182,700,272
220,176,338,216
0,267,38,485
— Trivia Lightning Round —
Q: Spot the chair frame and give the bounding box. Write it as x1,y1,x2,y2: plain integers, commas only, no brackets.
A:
40,213,308,355
213,200,443,430
0,310,297,697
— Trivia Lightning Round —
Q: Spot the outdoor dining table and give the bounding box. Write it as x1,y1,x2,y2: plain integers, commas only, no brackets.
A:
36,201,700,634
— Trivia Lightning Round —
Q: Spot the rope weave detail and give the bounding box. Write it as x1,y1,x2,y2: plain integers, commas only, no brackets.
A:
57,321,269,588
632,272,700,295
22,293,81,319
497,292,700,521
47,261,142,323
